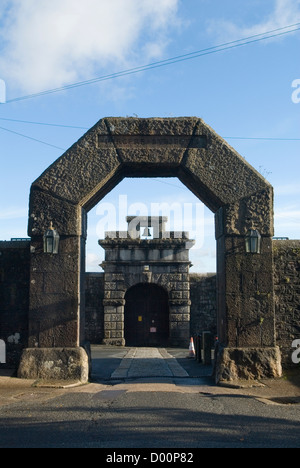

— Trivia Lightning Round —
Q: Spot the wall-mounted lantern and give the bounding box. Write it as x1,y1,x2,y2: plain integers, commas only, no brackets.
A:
43,222,60,254
245,229,261,254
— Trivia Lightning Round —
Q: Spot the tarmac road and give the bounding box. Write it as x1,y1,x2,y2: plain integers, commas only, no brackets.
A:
0,382,299,448
0,346,299,449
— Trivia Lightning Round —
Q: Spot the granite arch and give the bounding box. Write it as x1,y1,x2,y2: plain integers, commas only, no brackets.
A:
19,117,281,383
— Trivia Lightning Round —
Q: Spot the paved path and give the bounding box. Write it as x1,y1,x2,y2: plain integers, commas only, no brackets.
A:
111,348,189,379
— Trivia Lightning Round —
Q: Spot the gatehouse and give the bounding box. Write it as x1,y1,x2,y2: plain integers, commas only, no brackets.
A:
0,117,286,382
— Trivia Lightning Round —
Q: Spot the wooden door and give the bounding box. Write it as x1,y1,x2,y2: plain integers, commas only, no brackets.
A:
125,284,169,347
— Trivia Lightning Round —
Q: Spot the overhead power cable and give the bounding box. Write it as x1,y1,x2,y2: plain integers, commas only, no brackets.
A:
3,22,300,104
0,125,66,150
224,136,300,141
1,118,299,141
0,121,299,153
0,117,88,130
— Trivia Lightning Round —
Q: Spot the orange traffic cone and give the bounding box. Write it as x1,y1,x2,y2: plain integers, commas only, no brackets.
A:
188,337,196,359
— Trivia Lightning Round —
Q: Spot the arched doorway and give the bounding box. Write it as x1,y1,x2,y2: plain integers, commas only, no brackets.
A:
125,284,169,347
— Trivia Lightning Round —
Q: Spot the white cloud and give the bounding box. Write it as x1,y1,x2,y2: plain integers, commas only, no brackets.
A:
275,183,300,196
207,0,300,41
0,0,180,93
86,252,102,272
274,205,300,239
275,208,300,223
0,207,27,220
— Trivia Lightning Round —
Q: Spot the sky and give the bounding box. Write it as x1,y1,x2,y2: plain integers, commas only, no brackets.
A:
0,0,299,273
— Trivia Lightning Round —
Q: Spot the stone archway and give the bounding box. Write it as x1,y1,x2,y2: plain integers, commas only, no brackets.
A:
18,117,282,383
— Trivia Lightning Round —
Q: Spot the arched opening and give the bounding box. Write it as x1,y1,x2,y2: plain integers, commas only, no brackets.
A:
21,117,279,383
84,176,216,347
86,177,216,274
125,284,169,347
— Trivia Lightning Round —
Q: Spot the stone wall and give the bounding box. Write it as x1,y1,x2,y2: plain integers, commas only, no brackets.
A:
190,273,217,337
1,239,300,369
0,241,30,367
273,240,300,368
85,242,300,368
85,273,104,344
84,271,218,346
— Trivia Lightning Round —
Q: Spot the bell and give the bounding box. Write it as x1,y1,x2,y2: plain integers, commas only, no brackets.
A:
142,227,152,238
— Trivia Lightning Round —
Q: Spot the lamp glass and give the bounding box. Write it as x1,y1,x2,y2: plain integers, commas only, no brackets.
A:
43,226,60,254
245,229,261,254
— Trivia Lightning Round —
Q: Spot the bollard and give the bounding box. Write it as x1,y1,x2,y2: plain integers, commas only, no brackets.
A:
202,331,212,366
0,340,6,364
196,334,202,363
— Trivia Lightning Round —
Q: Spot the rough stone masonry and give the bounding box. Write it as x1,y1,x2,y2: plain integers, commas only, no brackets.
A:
0,117,288,382
1,240,299,371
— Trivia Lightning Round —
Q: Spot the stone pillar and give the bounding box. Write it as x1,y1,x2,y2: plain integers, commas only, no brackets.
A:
169,300,191,347
168,268,192,347
214,193,282,382
27,236,81,349
103,301,125,346
18,196,89,382
103,272,126,346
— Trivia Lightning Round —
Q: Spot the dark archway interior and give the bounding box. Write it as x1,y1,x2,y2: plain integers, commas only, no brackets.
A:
124,284,169,347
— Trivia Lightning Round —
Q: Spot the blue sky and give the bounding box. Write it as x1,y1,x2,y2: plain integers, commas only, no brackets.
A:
0,0,299,272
